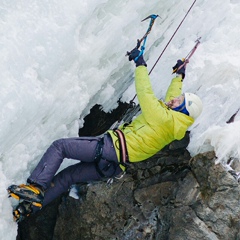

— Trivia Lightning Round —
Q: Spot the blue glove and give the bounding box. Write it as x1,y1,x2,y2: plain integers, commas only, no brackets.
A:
127,48,147,67
172,59,186,79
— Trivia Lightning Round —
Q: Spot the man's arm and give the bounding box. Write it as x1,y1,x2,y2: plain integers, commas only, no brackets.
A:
165,59,187,102
165,75,183,102
135,66,168,124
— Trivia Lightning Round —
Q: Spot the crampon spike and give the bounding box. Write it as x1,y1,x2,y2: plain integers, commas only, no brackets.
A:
9,193,20,200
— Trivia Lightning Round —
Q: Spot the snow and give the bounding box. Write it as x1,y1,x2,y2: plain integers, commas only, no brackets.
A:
1,0,240,238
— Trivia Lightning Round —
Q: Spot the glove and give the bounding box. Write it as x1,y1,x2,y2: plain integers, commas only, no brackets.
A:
172,59,188,79
127,48,147,67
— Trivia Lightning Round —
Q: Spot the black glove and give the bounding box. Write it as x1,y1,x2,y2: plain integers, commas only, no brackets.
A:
172,59,187,79
127,48,147,67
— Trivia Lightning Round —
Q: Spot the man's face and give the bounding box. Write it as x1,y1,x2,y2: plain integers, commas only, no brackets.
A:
166,95,185,109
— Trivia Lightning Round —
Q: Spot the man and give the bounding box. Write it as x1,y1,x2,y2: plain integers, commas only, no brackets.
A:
8,49,203,222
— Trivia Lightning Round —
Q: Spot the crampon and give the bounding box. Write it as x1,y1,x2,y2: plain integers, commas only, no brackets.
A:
7,184,44,207
7,184,44,222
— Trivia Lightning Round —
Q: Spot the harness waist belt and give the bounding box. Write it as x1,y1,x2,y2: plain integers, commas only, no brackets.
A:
114,129,129,167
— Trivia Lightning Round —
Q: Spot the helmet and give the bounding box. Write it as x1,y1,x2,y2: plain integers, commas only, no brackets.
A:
184,93,203,119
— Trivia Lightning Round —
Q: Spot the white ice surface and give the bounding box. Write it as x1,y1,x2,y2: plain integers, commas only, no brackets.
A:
1,0,240,238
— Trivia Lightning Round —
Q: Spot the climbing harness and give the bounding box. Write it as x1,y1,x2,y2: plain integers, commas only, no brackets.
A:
114,129,129,168
94,134,128,179
94,138,105,178
94,137,118,178
105,129,129,186
106,171,126,186
126,14,159,62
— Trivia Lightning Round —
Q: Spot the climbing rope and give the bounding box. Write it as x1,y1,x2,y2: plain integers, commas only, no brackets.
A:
149,0,198,75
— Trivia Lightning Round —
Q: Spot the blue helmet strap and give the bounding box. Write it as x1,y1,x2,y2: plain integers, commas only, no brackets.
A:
172,99,189,115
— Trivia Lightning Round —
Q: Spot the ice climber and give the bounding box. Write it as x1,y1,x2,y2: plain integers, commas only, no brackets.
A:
8,48,203,222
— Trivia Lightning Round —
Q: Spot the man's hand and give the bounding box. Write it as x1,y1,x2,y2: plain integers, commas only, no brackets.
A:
127,48,147,67
172,59,188,79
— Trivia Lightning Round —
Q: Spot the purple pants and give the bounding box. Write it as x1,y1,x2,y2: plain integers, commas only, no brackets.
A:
27,133,122,208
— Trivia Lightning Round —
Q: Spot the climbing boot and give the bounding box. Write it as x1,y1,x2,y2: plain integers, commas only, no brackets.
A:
7,184,44,207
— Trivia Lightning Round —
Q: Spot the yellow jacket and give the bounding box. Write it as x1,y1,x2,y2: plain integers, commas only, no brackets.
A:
108,66,194,165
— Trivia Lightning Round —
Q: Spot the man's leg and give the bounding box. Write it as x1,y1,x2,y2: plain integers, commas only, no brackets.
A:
28,137,101,189
10,134,123,221
41,161,101,207
41,133,123,207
